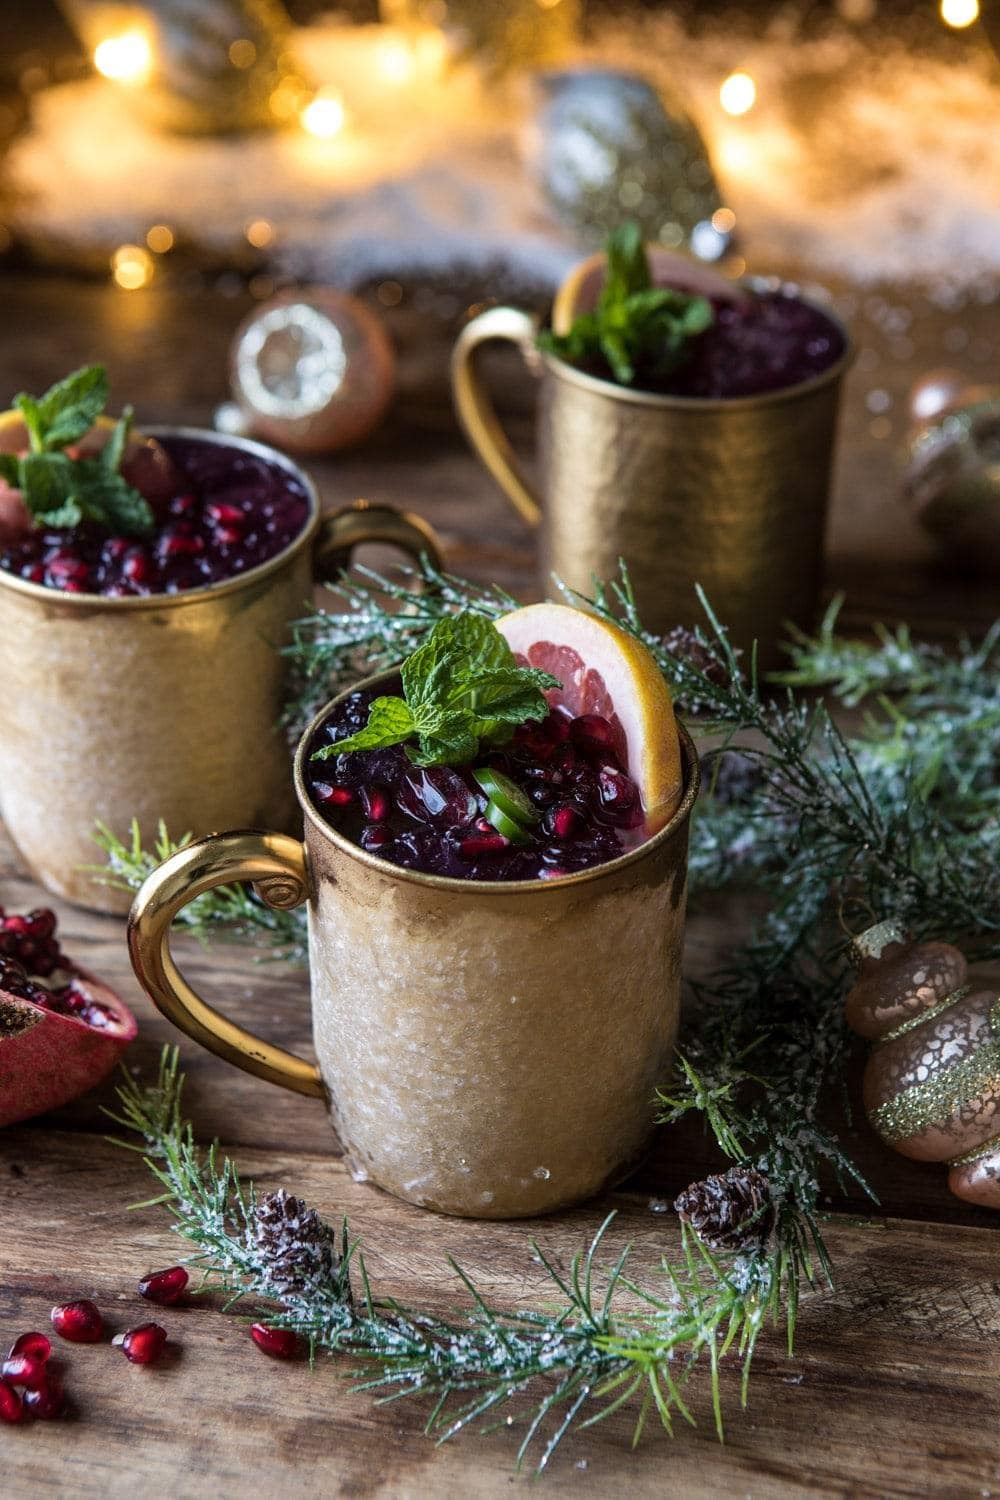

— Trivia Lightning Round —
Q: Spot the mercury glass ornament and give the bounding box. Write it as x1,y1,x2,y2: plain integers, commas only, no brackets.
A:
845,920,1000,1210
229,291,396,455
60,0,295,134
903,380,1000,571
528,69,733,261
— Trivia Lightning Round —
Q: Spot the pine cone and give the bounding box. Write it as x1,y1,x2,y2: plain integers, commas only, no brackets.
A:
254,1189,339,1297
674,1166,774,1253
660,627,730,713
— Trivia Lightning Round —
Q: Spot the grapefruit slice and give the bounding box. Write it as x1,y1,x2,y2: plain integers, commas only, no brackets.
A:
496,602,684,835
551,245,747,338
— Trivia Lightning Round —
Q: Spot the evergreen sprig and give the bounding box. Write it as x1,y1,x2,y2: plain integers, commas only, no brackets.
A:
108,1048,820,1472
99,562,1000,1470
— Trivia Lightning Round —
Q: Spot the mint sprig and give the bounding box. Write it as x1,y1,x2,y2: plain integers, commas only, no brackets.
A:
537,221,714,387
312,612,561,768
0,364,154,538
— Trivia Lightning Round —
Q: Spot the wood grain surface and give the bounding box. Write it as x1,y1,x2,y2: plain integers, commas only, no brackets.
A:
1,274,998,1498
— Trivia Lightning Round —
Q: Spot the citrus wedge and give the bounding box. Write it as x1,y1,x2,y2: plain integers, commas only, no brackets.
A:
496,602,684,835
551,245,746,338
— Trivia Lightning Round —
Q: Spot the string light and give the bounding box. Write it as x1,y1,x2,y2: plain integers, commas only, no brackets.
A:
376,37,415,84
719,71,757,116
93,30,153,85
111,244,154,290
299,87,346,140
145,224,174,254
245,219,275,249
940,0,979,26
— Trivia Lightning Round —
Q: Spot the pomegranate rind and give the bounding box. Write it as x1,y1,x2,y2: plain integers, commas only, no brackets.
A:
0,962,137,1128
551,246,747,339
496,602,683,835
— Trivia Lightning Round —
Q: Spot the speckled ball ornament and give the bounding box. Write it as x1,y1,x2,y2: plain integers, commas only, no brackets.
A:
527,69,732,261
903,374,1000,571
228,290,395,455
845,920,1000,1210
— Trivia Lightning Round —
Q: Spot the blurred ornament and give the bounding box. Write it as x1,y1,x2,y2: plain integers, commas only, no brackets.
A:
526,69,732,261
227,290,395,455
845,920,1000,1210
59,0,296,134
381,0,580,78
903,372,1000,571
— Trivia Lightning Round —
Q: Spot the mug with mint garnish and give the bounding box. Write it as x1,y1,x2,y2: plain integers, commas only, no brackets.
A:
128,605,699,1219
452,221,852,667
0,365,441,912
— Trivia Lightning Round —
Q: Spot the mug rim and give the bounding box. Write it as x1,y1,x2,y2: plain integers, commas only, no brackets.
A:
538,278,854,413
293,667,701,896
0,425,321,611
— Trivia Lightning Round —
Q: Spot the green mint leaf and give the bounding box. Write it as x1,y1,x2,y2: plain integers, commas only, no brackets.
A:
601,220,650,306
468,667,560,726
32,364,109,451
17,451,77,518
39,497,85,529
0,453,20,484
407,715,480,768
72,460,154,538
102,405,133,475
12,394,44,453
313,696,416,759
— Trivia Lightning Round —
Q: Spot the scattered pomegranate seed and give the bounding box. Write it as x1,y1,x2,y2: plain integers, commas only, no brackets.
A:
23,1375,64,1419
138,1265,189,1306
250,1323,299,1360
2,1351,49,1390
112,1323,168,1365
548,803,583,840
51,1299,105,1343
0,1380,24,1424
8,1330,51,1363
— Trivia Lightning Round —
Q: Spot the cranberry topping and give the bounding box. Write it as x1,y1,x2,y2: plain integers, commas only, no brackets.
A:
662,290,844,399
0,435,309,597
304,685,648,882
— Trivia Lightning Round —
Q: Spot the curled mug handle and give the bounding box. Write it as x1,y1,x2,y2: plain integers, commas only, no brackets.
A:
313,499,443,584
127,830,323,1098
451,307,543,529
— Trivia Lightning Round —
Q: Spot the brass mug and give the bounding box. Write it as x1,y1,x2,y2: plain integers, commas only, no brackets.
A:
0,429,441,914
127,675,699,1219
451,294,852,666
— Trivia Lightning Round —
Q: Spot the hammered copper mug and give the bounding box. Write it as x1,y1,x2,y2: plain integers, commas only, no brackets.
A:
0,429,441,914
452,290,852,667
127,676,699,1220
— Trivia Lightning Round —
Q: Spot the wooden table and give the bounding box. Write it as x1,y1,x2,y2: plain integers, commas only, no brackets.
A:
1,274,998,1499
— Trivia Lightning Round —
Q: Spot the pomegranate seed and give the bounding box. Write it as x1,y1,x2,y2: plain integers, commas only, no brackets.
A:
51,1299,104,1343
548,803,583,840
360,784,389,822
22,562,45,583
313,783,354,807
206,501,245,526
250,1323,299,1360
457,833,509,859
0,1380,24,1424
103,537,130,562
2,1352,48,1390
214,524,245,546
597,766,638,813
122,548,153,584
539,866,571,880
3,914,30,935
8,1331,51,1363
169,492,197,516
26,910,56,941
359,823,392,852
138,1266,189,1305
113,1323,168,1365
160,531,204,559
23,1375,64,1419
45,549,88,585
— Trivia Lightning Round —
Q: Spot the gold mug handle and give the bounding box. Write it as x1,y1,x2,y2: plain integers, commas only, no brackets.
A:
451,307,543,529
313,498,443,583
127,830,324,1099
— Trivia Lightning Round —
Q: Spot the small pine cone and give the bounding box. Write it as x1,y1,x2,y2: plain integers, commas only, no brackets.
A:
661,627,729,687
254,1188,339,1297
674,1166,774,1253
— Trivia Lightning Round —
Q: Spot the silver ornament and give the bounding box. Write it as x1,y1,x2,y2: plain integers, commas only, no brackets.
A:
528,68,733,261
904,394,1000,570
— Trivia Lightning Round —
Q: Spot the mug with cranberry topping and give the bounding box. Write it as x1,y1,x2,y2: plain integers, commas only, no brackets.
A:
0,426,441,912
126,663,699,1220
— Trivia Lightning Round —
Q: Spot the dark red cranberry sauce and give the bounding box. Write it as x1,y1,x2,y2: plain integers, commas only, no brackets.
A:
0,435,310,596
304,685,647,882
666,291,844,399
0,906,115,1028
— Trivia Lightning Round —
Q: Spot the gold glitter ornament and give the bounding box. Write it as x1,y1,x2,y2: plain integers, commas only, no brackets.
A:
903,376,1000,572
845,920,1000,1210
228,290,395,455
528,69,732,261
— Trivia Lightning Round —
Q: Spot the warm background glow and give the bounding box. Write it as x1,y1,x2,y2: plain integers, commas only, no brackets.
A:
940,0,979,26
719,71,757,116
93,30,152,85
299,87,346,139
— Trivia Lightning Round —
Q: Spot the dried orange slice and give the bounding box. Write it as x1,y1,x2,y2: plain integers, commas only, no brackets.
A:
496,602,683,834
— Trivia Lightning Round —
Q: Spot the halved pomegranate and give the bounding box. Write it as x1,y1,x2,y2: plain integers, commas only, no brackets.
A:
0,906,137,1127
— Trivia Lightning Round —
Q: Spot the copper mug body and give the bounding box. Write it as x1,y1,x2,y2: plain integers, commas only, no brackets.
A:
0,429,441,914
127,676,699,1219
451,295,852,666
